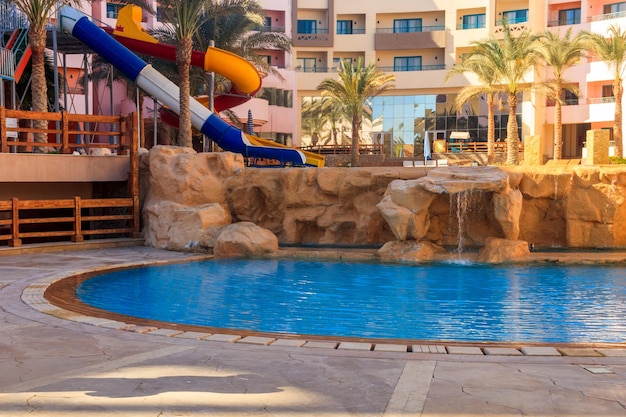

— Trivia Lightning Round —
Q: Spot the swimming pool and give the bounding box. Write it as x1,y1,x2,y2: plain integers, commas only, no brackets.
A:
76,259,626,343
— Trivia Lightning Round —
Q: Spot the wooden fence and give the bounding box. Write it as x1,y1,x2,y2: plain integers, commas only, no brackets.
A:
0,196,140,247
299,143,384,155
0,107,133,154
0,107,140,247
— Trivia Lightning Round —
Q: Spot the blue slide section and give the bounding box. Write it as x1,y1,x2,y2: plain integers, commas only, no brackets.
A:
59,7,307,166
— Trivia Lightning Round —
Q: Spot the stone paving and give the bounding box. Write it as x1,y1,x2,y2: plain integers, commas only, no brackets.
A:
0,245,625,416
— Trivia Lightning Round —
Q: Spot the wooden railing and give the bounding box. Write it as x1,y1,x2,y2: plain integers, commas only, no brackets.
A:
299,143,384,155
441,141,524,153
0,107,134,154
0,107,141,248
0,196,141,247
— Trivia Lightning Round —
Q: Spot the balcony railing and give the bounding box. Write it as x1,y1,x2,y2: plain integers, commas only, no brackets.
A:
588,97,616,104
495,17,528,25
337,28,366,35
588,10,626,22
257,25,286,33
547,17,581,27
376,25,445,34
546,98,580,106
376,64,445,72
295,66,329,73
456,22,486,30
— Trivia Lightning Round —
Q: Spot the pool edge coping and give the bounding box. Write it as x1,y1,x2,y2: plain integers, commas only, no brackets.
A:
23,248,626,359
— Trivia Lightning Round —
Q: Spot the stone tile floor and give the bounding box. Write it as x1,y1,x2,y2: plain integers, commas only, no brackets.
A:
0,244,625,416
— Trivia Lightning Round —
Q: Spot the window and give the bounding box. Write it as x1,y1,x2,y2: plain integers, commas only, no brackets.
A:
394,56,421,72
106,2,122,19
260,55,271,66
393,18,422,33
462,14,485,29
602,85,614,98
337,20,353,34
297,57,317,72
558,8,581,25
502,9,528,24
297,19,317,34
604,2,626,14
563,90,578,105
264,16,272,30
333,57,352,70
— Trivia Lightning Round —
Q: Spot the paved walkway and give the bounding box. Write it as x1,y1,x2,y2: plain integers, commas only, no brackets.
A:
0,246,625,416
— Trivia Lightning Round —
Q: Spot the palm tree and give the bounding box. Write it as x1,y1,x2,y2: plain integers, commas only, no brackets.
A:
582,24,626,158
445,47,500,164
317,57,395,166
124,0,214,148
13,0,81,147
448,21,542,165
537,28,584,160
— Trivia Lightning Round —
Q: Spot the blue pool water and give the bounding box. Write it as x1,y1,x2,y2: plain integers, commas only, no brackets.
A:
76,259,626,343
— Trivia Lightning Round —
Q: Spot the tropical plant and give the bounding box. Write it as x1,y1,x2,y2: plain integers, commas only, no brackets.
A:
13,0,81,146
582,24,626,158
445,47,500,164
317,57,395,166
300,96,328,146
447,21,542,165
537,29,584,160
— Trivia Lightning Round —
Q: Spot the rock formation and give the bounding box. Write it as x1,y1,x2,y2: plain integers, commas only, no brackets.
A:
140,147,626,260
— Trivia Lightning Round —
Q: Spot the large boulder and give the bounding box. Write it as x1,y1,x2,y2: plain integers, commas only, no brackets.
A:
477,237,530,263
214,222,279,258
146,146,244,206
377,240,446,263
143,200,231,252
493,186,523,239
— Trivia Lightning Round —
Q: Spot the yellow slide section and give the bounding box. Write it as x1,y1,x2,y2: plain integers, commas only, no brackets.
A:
203,47,261,95
244,134,326,167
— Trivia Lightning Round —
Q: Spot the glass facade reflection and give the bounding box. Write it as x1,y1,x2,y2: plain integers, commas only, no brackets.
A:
301,93,523,158
368,93,522,157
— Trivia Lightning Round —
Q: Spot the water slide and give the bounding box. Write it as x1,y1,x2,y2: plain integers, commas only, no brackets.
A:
59,6,324,167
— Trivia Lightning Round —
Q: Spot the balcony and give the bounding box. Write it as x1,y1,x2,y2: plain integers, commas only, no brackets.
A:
375,27,446,50
293,28,332,47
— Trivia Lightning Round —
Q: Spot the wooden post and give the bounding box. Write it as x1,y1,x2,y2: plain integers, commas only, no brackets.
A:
72,196,84,242
0,106,7,153
9,198,21,247
127,112,141,238
61,111,70,154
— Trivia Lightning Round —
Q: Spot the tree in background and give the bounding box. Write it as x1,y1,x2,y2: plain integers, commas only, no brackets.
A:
447,21,541,165
582,24,626,158
317,57,395,167
445,45,500,164
537,28,584,160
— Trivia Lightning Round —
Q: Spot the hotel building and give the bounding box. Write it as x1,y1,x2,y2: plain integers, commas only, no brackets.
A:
292,0,626,160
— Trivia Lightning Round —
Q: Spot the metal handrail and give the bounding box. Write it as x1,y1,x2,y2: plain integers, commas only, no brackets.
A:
376,25,445,34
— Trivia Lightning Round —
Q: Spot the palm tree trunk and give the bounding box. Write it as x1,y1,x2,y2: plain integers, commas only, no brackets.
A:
29,24,48,148
614,79,623,158
506,93,520,165
554,100,563,160
351,116,361,167
176,36,193,148
487,93,495,164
